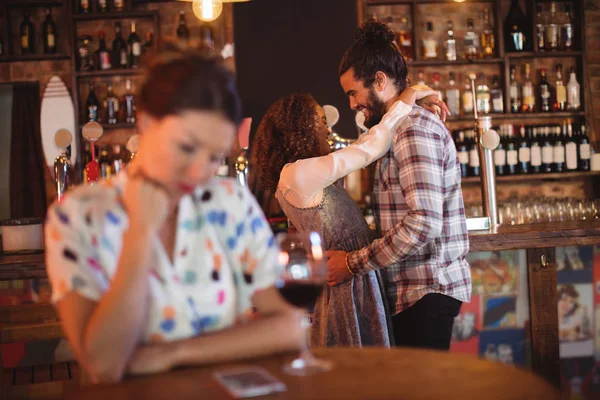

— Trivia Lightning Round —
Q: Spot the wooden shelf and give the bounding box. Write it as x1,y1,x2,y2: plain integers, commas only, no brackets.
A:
0,53,70,63
367,0,494,4
447,111,586,123
5,0,64,7
411,58,503,67
76,69,143,78
79,122,135,130
506,51,583,59
73,10,156,21
462,171,600,185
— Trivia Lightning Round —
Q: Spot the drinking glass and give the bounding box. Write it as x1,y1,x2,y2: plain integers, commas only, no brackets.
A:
275,231,332,376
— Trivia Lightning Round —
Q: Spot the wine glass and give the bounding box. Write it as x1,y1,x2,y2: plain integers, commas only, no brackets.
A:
275,231,332,376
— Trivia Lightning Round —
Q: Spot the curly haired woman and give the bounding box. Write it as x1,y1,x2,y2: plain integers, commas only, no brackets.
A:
251,87,447,347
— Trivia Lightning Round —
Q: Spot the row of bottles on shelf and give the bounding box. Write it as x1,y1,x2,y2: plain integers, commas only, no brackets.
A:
82,142,131,182
85,79,136,124
505,0,574,52
79,0,125,14
78,22,151,71
0,8,59,56
416,64,581,117
454,121,591,178
421,11,496,62
509,63,580,113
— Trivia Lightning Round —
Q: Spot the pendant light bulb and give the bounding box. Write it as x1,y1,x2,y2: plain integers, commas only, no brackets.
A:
192,0,223,22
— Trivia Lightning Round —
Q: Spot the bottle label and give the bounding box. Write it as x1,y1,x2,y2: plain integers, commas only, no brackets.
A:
563,25,573,48
519,147,531,163
568,86,580,109
541,85,550,100
423,40,437,59
115,0,124,8
554,145,565,163
447,91,460,116
458,151,469,165
462,93,473,113
100,52,111,69
566,142,578,170
507,150,518,166
580,144,591,160
531,147,542,167
557,86,567,104
510,85,518,100
21,35,28,49
120,50,127,66
492,97,503,113
469,149,479,167
494,149,506,166
81,0,89,8
545,25,559,49
47,33,55,48
477,94,491,114
542,146,554,163
133,42,142,56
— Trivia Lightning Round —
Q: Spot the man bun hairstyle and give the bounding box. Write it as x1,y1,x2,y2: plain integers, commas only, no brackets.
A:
339,19,409,93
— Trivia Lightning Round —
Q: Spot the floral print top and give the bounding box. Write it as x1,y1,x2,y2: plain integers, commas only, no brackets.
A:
45,173,279,344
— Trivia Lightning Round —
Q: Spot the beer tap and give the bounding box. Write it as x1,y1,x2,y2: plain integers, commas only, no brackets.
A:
53,129,73,201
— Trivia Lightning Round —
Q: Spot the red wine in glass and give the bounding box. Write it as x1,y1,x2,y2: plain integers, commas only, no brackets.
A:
277,280,323,309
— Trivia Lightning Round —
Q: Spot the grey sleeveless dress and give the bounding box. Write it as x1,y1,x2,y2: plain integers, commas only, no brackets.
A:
276,181,394,347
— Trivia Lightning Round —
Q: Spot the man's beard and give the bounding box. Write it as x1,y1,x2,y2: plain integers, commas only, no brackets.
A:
363,87,387,129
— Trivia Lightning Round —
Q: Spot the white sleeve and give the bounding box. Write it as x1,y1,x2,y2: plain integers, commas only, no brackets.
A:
278,100,413,207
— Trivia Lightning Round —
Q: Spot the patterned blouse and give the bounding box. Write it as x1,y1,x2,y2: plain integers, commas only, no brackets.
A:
45,173,279,344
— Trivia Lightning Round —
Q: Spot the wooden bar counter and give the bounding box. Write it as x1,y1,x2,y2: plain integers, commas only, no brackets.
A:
3,220,600,389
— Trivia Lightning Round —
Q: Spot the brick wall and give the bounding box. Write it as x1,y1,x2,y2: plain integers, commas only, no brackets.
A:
585,0,600,141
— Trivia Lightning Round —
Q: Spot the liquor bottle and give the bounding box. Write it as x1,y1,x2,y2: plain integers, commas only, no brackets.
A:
105,81,119,124
97,31,111,70
545,2,559,51
462,75,474,115
464,18,479,61
494,128,506,176
42,8,57,54
530,127,542,173
468,130,480,176
522,63,535,112
199,24,215,50
506,126,518,175
579,124,591,171
98,0,109,12
456,131,469,178
80,0,90,13
128,22,142,69
142,32,154,55
535,4,545,51
78,35,95,71
554,64,567,111
542,126,554,173
490,75,504,113
518,125,531,174
397,18,414,62
504,0,528,52
85,81,100,122
177,11,190,41
422,22,438,60
476,73,491,114
432,73,443,101
114,0,125,12
539,68,551,112
444,21,457,62
565,122,578,171
20,11,35,54
446,72,460,116
562,3,574,50
122,78,136,123
567,67,580,110
480,9,495,58
509,65,521,113
553,125,565,172
416,71,426,86
112,22,128,69
99,147,111,179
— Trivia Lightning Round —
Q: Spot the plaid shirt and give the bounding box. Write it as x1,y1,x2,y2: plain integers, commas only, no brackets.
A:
347,106,471,315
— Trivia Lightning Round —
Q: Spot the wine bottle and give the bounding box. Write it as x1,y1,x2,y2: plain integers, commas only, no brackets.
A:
518,125,531,174
97,31,111,70
464,18,479,61
565,122,578,171
522,64,535,112
530,127,542,174
85,81,100,122
539,68,551,112
462,75,474,115
467,130,480,177
504,0,528,52
545,2,559,51
20,11,35,54
579,124,591,171
490,75,504,113
562,3,574,50
128,22,142,69
554,64,567,111
42,8,57,54
112,22,128,69
535,4,545,51
444,20,457,61
541,126,554,173
553,125,566,172
456,131,469,178
422,22,438,60
494,128,506,176
506,126,518,175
